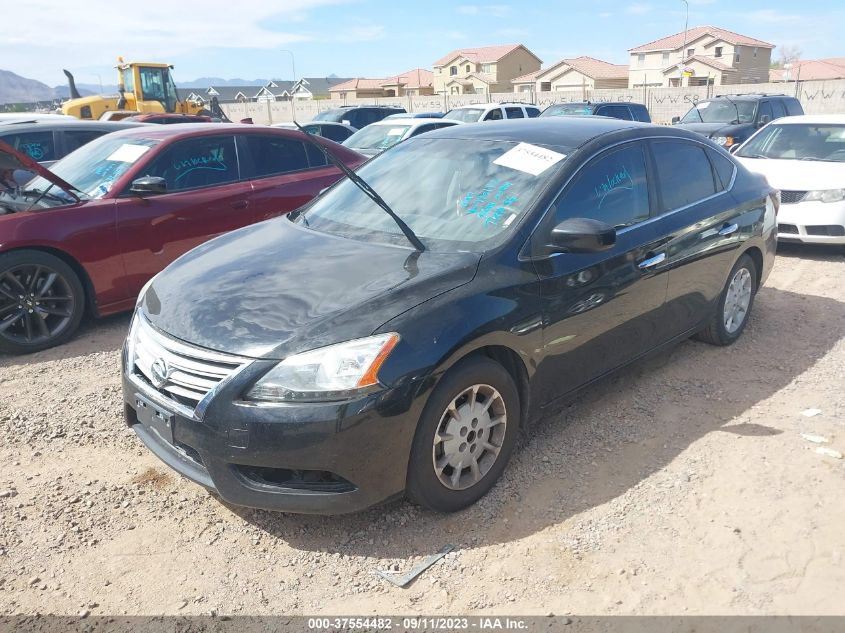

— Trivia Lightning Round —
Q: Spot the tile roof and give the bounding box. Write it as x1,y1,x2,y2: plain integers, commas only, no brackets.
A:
769,58,845,81
661,55,736,74
380,68,434,89
328,77,388,92
630,26,774,53
434,44,529,66
512,56,627,83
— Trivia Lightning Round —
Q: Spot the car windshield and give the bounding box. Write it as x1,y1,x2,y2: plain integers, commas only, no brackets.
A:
343,125,411,151
312,110,345,122
26,135,159,199
443,108,484,123
680,100,756,124
737,123,845,162
541,104,593,117
295,137,569,252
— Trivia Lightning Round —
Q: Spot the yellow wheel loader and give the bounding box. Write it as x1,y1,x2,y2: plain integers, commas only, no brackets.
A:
60,59,227,120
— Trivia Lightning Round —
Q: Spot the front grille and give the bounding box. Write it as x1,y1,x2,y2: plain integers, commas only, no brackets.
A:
778,223,799,234
130,315,247,408
806,225,845,236
780,190,808,204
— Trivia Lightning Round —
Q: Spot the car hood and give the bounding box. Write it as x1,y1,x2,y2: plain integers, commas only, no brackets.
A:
736,157,845,191
0,139,79,197
140,217,481,359
674,122,749,137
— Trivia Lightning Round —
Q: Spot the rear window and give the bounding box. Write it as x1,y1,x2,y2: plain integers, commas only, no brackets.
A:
783,98,804,116
0,130,56,162
240,135,310,178
526,107,541,118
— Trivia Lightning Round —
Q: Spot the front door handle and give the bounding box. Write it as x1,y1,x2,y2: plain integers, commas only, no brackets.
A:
718,222,739,236
230,200,249,210
638,252,666,269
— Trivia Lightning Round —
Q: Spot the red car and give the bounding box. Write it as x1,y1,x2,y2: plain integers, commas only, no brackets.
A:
0,124,364,354
124,113,214,124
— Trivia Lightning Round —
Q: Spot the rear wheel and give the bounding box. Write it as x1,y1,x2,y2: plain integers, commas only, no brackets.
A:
695,253,757,346
407,357,519,512
0,250,85,354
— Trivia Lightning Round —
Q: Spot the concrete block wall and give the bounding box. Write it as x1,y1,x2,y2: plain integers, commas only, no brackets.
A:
221,79,845,126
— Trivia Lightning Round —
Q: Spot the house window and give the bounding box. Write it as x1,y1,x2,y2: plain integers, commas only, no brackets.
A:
637,53,645,67
735,52,740,63
715,46,723,58
753,47,758,58
450,66,457,76
481,63,493,73
662,51,669,63
465,64,471,73
687,48,695,58
475,87,485,94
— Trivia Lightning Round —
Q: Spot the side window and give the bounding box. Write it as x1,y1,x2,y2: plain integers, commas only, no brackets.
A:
555,143,651,229
757,101,773,123
651,141,717,211
140,135,238,192
484,108,504,121
706,148,736,191
241,135,310,178
632,105,650,122
2,131,56,162
301,124,320,135
305,143,328,168
505,107,524,119
596,105,633,120
526,107,541,118
63,130,105,153
770,100,787,119
409,124,435,137
321,126,348,142
784,99,803,116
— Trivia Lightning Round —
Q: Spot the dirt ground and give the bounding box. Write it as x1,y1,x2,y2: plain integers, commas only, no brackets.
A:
1,243,843,617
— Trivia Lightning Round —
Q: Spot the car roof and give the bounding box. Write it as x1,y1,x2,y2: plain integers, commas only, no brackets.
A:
704,93,794,101
764,114,845,125
101,122,262,140
450,102,534,110
420,117,650,148
368,117,454,126
547,101,644,107
0,120,145,131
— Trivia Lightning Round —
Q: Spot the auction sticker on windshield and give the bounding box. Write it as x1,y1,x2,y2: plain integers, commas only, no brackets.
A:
106,143,151,163
494,142,566,176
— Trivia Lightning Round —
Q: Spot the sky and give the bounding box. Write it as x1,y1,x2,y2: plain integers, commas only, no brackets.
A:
4,0,843,86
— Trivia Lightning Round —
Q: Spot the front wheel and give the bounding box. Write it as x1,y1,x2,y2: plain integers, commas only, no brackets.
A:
0,250,85,354
695,253,758,346
406,357,520,513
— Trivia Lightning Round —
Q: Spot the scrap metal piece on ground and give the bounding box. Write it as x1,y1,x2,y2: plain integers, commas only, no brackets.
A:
375,544,455,587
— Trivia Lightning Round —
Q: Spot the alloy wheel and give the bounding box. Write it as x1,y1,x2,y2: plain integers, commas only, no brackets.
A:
723,267,752,334
0,265,76,346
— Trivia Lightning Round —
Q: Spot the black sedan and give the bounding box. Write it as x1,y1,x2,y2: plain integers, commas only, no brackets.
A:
122,118,777,514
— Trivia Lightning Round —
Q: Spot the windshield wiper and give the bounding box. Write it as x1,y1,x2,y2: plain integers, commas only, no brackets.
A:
293,121,425,252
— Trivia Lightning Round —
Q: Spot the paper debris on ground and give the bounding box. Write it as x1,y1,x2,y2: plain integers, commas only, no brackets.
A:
815,447,843,459
801,433,830,444
801,408,822,417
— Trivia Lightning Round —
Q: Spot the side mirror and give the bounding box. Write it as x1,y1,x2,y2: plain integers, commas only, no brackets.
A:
130,176,167,196
757,115,771,128
549,218,616,254
671,116,681,124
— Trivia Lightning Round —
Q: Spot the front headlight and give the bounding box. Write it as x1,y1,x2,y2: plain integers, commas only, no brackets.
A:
246,333,400,402
804,189,845,203
712,136,735,147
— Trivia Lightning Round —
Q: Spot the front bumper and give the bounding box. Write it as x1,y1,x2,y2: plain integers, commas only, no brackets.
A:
121,354,425,515
776,199,845,245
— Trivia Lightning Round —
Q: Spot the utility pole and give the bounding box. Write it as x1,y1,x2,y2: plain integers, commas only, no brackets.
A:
280,49,296,121
680,0,689,86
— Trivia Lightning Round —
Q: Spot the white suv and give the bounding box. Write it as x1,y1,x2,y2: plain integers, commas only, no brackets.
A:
443,102,541,123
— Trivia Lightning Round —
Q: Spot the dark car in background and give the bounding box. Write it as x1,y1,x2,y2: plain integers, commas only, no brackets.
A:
123,118,776,515
0,119,144,183
672,93,803,150
0,124,365,354
312,105,406,129
273,121,358,143
541,101,651,122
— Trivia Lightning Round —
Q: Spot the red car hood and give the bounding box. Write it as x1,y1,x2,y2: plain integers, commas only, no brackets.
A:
0,139,79,199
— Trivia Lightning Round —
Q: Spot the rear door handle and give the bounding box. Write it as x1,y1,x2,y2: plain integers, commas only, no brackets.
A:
230,200,249,210
637,252,666,269
718,222,739,236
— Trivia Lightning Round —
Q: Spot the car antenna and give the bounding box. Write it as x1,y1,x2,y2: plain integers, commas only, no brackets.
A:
721,95,741,124
293,121,425,252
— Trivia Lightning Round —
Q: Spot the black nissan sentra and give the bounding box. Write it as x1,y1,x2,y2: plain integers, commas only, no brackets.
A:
122,118,776,514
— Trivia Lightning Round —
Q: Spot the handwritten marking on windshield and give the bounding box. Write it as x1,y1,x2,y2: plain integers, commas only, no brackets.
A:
462,179,521,228
21,143,46,160
594,166,633,208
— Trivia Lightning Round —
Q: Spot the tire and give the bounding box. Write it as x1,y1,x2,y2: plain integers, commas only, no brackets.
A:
0,250,85,355
406,356,520,513
695,253,758,346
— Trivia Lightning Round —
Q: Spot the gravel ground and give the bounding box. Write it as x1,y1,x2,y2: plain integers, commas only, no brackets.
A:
0,243,843,617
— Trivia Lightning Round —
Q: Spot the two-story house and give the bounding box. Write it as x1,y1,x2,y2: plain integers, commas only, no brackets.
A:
628,26,774,88
511,56,628,94
432,44,542,95
328,68,434,100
